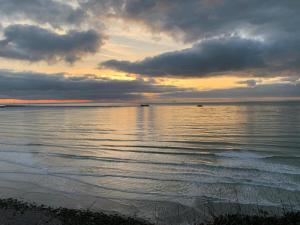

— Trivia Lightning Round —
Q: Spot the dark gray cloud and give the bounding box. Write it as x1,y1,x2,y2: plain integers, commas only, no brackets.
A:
1,0,298,75
101,36,268,77
0,0,298,98
101,32,300,78
161,83,300,99
0,70,186,100
0,0,86,27
82,0,300,42
0,25,104,63
0,70,298,101
88,0,300,78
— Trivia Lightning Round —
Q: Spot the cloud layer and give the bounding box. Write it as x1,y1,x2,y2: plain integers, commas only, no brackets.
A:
1,0,299,76
0,70,299,101
102,36,267,77
0,70,185,100
93,0,300,78
0,25,104,63
82,0,300,42
101,33,300,78
162,83,300,99
0,0,86,27
0,0,299,100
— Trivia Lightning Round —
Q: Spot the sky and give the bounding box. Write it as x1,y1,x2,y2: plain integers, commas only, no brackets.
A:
0,0,299,103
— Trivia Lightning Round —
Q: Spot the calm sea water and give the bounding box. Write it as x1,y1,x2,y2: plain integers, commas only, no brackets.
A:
0,102,299,223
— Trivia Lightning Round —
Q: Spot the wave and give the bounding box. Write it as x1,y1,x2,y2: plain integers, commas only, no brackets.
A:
2,149,298,177
0,103,300,216
215,151,269,159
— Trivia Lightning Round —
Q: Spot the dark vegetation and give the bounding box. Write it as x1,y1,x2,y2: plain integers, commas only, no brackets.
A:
0,198,151,225
0,198,299,225
201,213,300,225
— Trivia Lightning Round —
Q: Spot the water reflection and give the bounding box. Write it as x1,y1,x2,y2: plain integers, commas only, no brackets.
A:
0,103,299,222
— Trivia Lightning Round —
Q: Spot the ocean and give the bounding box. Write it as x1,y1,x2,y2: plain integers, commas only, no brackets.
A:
0,102,299,224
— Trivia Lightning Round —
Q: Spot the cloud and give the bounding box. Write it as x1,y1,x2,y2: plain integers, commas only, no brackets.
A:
237,79,259,88
1,1,298,73
0,25,105,63
81,0,300,42
101,36,269,77
85,0,299,79
0,70,298,101
0,0,86,27
280,76,300,84
0,0,299,100
101,32,300,78
0,70,187,101
161,83,300,99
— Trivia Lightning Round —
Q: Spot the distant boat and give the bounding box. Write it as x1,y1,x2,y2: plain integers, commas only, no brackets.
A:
140,104,150,107
197,104,203,107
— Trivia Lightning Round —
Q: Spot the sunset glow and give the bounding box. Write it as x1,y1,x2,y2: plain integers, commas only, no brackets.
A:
0,0,299,103
0,2,299,224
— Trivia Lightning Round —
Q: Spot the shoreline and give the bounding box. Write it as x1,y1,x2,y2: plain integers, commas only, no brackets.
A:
0,198,299,225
